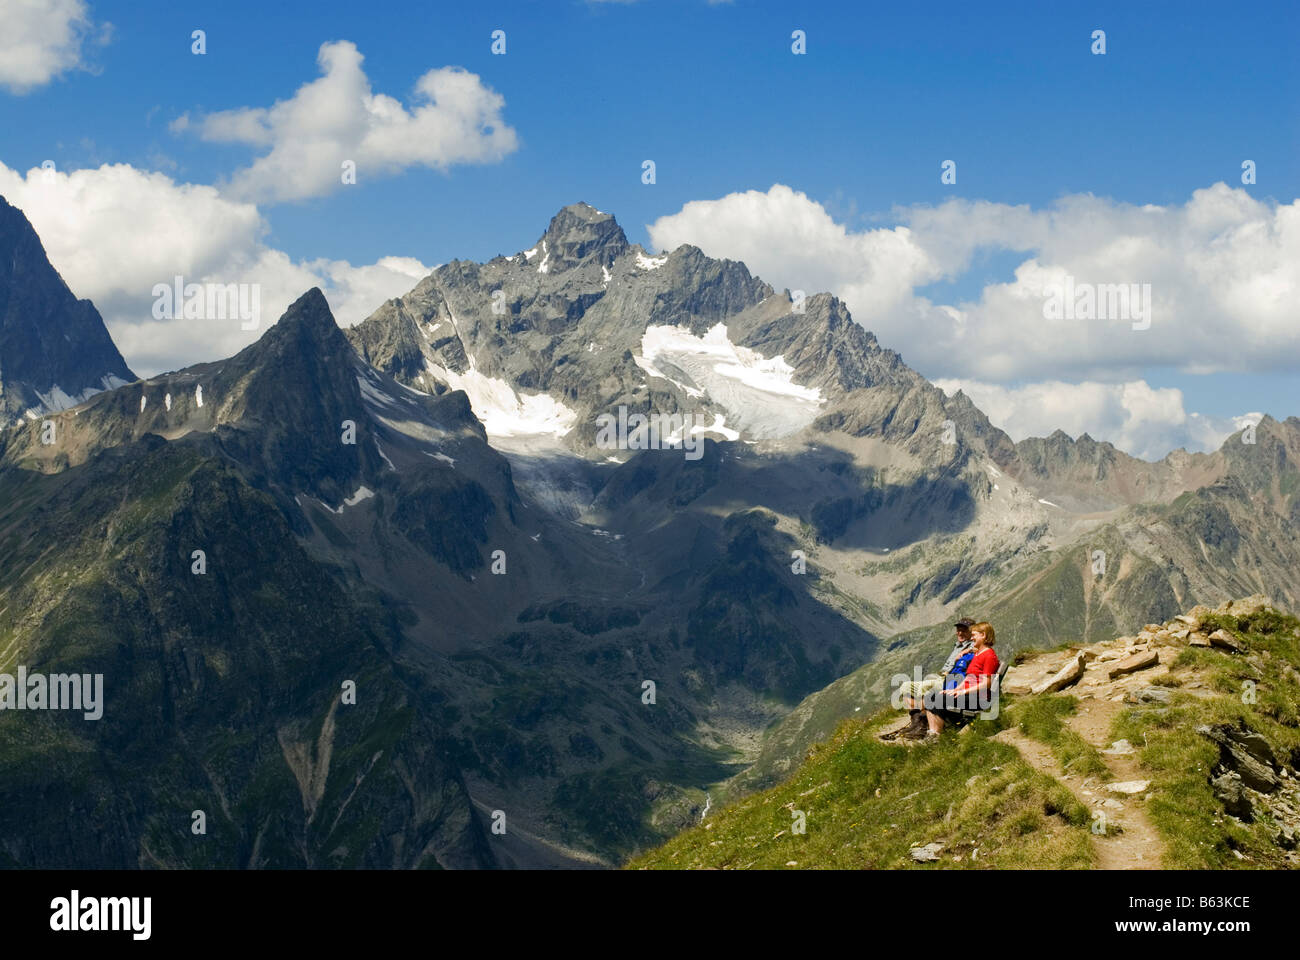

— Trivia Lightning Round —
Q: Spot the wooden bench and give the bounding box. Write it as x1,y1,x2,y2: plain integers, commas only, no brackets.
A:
936,659,1010,730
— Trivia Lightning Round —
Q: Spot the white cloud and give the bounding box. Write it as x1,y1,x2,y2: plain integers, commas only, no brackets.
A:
0,0,107,94
0,162,429,376
176,40,518,204
934,378,1261,460
647,184,1300,383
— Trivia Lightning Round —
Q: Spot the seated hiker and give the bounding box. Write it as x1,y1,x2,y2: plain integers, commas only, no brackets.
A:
921,622,999,740
888,619,976,741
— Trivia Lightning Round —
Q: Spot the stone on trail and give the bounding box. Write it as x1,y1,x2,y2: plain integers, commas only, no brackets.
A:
1108,649,1159,680
1106,780,1151,795
1103,739,1135,755
1208,629,1244,653
1031,654,1086,695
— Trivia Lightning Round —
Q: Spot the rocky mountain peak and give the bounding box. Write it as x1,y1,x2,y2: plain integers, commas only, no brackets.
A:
268,287,345,341
535,201,629,267
0,195,135,426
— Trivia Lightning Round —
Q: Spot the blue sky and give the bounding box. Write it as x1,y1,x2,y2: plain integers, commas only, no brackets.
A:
1,0,1296,458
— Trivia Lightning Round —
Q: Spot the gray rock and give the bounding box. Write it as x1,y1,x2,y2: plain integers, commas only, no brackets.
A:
1199,725,1282,793
1032,654,1086,695
1208,629,1244,653
1108,649,1160,680
909,842,943,862
1211,772,1253,819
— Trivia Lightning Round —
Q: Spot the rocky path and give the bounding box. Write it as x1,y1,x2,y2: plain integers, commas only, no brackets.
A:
994,697,1165,869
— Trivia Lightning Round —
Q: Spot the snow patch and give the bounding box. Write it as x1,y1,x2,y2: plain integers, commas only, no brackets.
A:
23,373,132,419
375,439,397,471
426,451,456,466
344,485,374,507
602,264,611,285
692,414,740,442
1038,498,1060,508
425,359,577,440
635,252,667,271
537,240,550,274
633,323,824,439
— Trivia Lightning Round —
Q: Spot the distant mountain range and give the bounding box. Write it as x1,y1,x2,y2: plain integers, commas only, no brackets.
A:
1,197,1296,866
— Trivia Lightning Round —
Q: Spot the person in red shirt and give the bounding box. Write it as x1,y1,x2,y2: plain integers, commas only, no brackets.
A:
922,621,998,739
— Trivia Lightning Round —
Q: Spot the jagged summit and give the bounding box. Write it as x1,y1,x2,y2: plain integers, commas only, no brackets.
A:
256,287,352,353
532,201,630,267
0,195,135,427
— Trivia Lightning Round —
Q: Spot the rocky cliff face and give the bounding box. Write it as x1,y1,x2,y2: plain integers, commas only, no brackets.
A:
0,195,135,427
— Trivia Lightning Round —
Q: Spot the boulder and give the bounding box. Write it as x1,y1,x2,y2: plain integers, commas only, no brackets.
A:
1227,595,1272,617
1201,629,1242,650
1188,633,1212,648
1199,725,1281,793
1209,629,1244,653
1002,666,1036,696
1211,772,1253,819
1031,654,1086,695
1108,649,1160,680
1175,614,1201,628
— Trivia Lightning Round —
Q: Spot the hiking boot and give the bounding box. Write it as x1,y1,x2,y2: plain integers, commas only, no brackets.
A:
901,720,931,741
890,710,927,741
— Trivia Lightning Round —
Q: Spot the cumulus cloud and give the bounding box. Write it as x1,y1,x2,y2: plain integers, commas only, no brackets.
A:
934,378,1261,460
648,183,1298,458
0,162,429,375
174,40,518,204
0,0,108,94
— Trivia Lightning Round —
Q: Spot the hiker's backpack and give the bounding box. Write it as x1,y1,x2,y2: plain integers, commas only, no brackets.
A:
944,651,975,689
